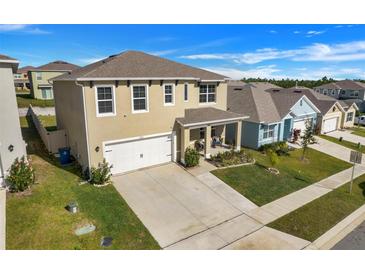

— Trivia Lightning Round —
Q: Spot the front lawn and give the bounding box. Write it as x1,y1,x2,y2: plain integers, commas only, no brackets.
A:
7,117,159,250
38,115,57,131
351,126,365,138
212,148,352,206
16,94,54,108
320,134,365,153
268,174,365,242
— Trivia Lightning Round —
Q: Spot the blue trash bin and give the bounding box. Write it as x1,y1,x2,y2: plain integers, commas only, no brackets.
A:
59,147,71,165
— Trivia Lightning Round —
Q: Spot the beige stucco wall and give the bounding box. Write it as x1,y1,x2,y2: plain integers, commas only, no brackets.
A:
0,63,26,184
29,71,67,99
53,81,89,168
320,103,343,133
80,80,227,168
342,105,356,128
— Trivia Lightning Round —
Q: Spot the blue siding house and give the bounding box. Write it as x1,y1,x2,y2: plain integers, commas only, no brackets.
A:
226,82,320,149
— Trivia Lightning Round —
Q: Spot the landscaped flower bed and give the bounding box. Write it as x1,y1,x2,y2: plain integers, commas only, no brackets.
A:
209,149,254,167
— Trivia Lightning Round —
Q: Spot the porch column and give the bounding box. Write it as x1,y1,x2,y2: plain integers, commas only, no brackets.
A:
180,126,190,164
235,120,242,151
204,125,211,159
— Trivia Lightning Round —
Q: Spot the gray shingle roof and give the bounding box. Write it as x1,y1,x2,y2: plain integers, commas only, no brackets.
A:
52,51,227,81
32,61,80,72
227,82,282,123
0,54,17,61
315,80,365,90
176,107,246,126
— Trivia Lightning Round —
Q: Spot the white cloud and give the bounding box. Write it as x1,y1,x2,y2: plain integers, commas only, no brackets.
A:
306,30,326,37
181,40,365,64
203,65,365,80
269,30,277,34
293,31,301,34
78,56,107,65
149,49,180,56
0,24,51,34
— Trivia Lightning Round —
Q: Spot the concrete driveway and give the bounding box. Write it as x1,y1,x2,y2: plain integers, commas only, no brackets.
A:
326,130,365,146
113,163,262,249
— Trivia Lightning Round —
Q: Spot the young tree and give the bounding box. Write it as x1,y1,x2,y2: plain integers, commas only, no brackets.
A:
300,120,317,160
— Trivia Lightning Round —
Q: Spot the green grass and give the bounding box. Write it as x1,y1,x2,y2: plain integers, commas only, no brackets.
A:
38,115,57,131
212,148,352,206
268,174,365,242
350,126,365,137
7,117,159,250
320,134,365,153
16,94,54,108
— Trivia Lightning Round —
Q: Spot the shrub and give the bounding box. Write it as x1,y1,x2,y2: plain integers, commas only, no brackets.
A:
184,147,200,167
259,141,289,156
6,156,35,192
210,148,254,167
267,149,279,167
90,159,113,185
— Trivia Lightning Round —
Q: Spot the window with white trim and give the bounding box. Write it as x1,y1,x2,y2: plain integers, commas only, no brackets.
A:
346,112,354,122
184,83,188,101
96,86,114,115
132,85,148,112
163,84,174,105
36,72,42,80
262,125,275,139
199,84,216,103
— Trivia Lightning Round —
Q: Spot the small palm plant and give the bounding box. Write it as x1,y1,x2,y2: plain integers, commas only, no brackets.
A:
300,120,317,160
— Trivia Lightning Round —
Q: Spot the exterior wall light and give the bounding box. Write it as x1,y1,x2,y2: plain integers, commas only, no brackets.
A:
8,145,14,152
95,146,100,152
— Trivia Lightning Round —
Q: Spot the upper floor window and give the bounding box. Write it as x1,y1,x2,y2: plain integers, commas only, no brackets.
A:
96,86,115,116
163,84,175,106
346,112,354,122
199,84,216,103
132,85,148,113
36,72,42,80
184,83,189,102
14,74,21,79
341,90,346,94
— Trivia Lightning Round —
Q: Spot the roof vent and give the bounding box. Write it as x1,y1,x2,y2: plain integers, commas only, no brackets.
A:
294,90,302,93
272,89,280,92
234,88,242,91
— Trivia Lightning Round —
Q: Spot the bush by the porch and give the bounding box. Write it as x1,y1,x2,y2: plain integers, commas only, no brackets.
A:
259,141,290,156
184,147,200,167
210,149,254,167
7,156,35,192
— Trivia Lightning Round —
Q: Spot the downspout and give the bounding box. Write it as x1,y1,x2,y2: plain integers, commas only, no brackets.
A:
75,81,91,177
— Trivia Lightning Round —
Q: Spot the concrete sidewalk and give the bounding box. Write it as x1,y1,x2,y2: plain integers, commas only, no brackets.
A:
327,130,365,146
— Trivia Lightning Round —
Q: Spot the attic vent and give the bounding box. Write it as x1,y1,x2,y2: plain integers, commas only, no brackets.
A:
234,88,242,91
272,89,280,92
294,90,302,93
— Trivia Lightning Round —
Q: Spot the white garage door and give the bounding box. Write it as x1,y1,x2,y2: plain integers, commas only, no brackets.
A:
104,134,173,174
322,117,338,133
293,118,312,133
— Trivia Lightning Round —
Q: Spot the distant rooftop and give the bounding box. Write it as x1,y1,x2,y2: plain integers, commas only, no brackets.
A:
32,61,80,72
315,80,365,90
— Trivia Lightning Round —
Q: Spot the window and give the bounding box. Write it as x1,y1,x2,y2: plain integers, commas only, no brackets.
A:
163,84,175,105
199,128,205,139
323,90,327,95
14,74,21,79
132,85,148,113
346,112,354,122
184,83,189,101
355,91,359,97
331,90,335,95
36,72,42,80
341,90,346,95
96,86,115,116
41,87,53,99
262,125,275,139
211,126,216,137
199,84,216,103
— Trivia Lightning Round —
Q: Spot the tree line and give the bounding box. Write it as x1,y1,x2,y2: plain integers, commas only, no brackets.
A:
241,77,365,89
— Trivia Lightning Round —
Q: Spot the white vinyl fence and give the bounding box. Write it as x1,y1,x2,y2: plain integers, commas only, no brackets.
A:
28,105,68,154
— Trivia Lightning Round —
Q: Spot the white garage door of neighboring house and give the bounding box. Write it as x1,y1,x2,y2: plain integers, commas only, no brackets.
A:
322,117,338,133
293,118,312,133
104,134,173,174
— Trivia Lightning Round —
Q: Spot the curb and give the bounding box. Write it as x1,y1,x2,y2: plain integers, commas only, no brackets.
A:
304,204,365,250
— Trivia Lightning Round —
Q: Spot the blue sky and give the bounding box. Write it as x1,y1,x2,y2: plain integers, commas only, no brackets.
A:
1,24,365,80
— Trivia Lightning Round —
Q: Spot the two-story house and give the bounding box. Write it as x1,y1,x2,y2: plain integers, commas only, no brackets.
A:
51,51,246,175
314,80,365,100
13,66,34,91
0,54,27,186
29,61,80,100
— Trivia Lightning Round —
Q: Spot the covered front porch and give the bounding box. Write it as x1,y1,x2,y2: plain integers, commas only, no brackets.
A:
176,107,248,164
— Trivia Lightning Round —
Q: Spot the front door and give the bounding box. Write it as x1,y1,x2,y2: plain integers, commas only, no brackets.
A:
283,118,292,140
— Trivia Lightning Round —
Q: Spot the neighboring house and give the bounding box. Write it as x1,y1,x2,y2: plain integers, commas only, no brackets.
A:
51,51,246,175
314,80,365,100
226,82,320,149
13,65,34,91
29,61,80,100
266,87,358,134
0,54,27,186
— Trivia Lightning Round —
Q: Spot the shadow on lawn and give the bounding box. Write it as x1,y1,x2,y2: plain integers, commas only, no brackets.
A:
358,181,365,197
21,115,83,179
